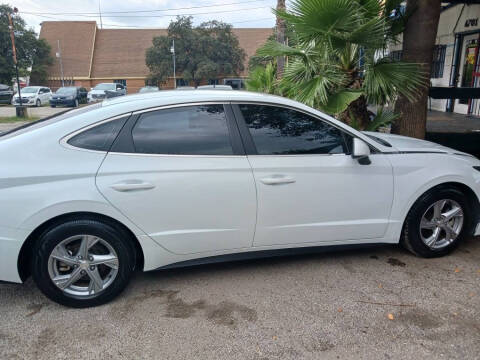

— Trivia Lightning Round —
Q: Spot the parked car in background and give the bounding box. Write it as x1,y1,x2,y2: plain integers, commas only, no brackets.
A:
12,86,52,107
0,90,479,308
0,84,14,104
50,87,88,108
87,83,126,103
197,85,232,90
138,86,159,93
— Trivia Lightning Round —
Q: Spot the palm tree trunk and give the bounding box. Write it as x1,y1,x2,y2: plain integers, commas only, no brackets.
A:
392,0,441,139
276,0,286,79
339,95,370,129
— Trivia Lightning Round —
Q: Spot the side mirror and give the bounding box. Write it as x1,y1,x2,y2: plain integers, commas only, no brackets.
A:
352,138,371,165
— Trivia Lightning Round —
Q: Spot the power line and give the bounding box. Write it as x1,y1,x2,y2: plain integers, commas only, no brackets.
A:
20,0,270,15
23,6,271,19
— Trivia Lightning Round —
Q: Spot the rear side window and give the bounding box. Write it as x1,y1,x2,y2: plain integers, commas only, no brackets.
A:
239,104,348,155
67,117,127,151
131,105,233,155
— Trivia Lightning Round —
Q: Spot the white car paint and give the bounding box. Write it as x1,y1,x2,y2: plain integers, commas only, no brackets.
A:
87,83,127,103
12,86,52,107
0,90,479,283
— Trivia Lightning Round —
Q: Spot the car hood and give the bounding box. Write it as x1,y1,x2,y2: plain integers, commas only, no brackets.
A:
362,131,465,155
13,93,35,98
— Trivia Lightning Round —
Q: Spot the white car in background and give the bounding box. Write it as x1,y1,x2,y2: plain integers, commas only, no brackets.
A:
87,83,127,102
0,90,479,308
12,86,52,107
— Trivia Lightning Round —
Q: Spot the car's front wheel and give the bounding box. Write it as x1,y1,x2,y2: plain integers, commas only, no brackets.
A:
74,99,79,107
36,99,41,107
32,218,135,307
401,186,472,257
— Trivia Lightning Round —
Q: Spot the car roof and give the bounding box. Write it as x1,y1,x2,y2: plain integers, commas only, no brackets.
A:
102,90,294,110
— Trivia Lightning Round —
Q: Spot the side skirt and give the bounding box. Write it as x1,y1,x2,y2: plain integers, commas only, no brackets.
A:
153,243,390,271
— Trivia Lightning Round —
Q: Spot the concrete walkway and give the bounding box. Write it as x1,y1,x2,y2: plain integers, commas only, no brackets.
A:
427,110,480,134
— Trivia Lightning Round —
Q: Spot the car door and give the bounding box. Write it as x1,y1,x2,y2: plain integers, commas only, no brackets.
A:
232,103,394,247
96,103,257,255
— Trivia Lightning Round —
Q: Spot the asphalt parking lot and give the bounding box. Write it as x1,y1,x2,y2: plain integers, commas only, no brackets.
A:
1,237,479,360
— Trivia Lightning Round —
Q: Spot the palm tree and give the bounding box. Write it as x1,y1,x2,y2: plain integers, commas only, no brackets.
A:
251,0,425,130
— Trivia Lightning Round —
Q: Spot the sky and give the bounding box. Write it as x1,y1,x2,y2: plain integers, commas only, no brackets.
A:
7,0,278,34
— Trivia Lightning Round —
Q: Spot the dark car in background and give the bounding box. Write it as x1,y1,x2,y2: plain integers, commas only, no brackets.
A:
50,86,87,107
0,84,14,104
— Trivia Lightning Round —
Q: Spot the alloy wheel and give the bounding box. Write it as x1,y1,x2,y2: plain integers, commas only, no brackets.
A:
419,199,464,250
47,235,119,298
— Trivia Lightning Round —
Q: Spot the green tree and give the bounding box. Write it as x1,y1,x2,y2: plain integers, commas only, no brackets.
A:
0,4,52,86
146,17,246,86
250,0,425,130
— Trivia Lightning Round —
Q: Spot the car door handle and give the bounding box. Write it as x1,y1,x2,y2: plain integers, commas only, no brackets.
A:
110,181,155,192
260,175,296,185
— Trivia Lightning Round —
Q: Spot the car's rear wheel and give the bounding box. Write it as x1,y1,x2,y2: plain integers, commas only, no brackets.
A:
32,219,135,307
401,187,472,257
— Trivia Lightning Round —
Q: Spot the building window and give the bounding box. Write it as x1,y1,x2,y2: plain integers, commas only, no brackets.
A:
176,79,189,87
431,45,447,79
114,79,127,86
208,79,219,85
389,50,403,61
145,79,157,86
224,78,244,90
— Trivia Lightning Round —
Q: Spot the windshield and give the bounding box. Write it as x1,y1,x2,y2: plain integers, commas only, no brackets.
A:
0,103,102,139
56,87,76,95
94,84,116,91
21,87,39,94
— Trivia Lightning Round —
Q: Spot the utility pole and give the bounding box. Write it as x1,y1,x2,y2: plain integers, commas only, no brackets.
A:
7,8,26,117
98,0,103,29
171,39,176,89
56,40,65,87
276,0,286,79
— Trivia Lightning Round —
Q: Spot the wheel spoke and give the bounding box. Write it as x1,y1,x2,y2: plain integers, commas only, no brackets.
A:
52,267,83,289
433,200,446,219
90,254,119,269
86,268,104,294
425,227,441,247
444,224,458,243
50,244,79,266
78,235,99,258
442,206,462,221
420,218,436,230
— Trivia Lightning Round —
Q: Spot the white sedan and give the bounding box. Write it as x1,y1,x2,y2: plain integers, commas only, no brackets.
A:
1,90,479,307
12,86,52,107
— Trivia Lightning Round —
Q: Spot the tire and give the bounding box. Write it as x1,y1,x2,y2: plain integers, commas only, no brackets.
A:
31,218,135,308
73,99,79,107
401,186,472,257
50,104,56,108
36,99,41,107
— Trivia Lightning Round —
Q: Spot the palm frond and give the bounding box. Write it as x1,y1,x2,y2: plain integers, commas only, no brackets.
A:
366,107,399,131
318,89,364,115
363,57,427,105
246,62,278,94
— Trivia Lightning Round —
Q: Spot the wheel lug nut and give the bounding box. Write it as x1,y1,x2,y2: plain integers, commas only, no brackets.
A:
90,266,95,271
77,256,82,260
81,270,86,275
73,264,78,268
88,256,93,261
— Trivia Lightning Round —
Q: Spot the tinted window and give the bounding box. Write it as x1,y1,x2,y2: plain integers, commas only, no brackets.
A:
132,105,233,155
67,117,126,151
239,104,347,155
